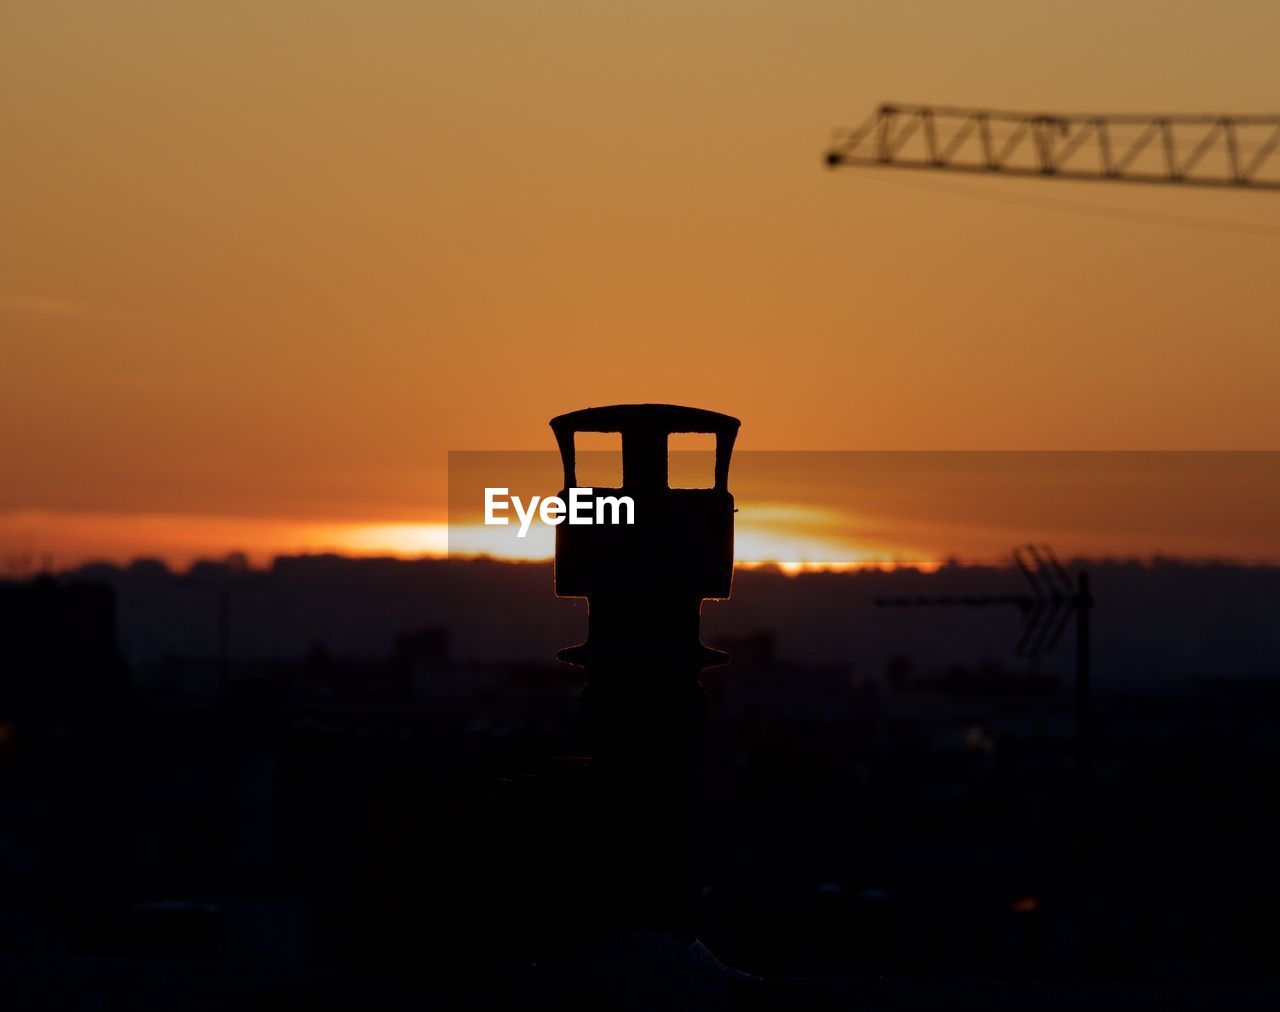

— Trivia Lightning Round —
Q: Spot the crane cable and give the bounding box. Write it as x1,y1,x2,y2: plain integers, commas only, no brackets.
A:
840,167,1280,240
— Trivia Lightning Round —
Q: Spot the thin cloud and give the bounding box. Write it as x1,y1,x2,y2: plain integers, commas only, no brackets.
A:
0,292,83,318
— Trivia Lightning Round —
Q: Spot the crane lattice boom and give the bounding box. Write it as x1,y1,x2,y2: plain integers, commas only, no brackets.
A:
826,104,1280,190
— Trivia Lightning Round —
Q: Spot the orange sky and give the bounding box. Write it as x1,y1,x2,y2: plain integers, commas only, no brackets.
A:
445,451,1280,568
4,3,1280,568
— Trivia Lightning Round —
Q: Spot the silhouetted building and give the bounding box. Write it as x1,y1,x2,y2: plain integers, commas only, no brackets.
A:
0,576,127,715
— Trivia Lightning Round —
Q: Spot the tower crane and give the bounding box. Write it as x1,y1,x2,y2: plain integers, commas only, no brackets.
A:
825,103,1280,190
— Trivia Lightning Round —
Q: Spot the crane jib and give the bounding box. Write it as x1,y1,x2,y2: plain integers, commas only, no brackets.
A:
826,104,1280,190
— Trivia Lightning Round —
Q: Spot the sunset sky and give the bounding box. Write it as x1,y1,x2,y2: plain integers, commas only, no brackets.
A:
4,3,1280,569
